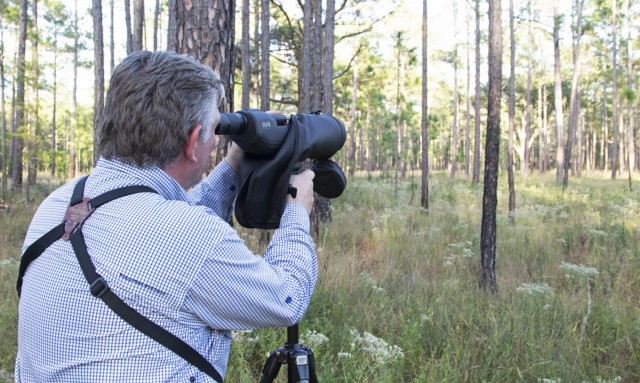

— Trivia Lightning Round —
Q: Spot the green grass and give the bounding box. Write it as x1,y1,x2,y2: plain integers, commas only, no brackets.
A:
2,172,639,382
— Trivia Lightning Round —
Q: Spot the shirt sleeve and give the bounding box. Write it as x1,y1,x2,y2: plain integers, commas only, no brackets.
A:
183,202,317,331
188,159,239,222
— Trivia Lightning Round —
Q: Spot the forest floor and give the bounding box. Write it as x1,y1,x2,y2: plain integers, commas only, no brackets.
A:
1,171,639,382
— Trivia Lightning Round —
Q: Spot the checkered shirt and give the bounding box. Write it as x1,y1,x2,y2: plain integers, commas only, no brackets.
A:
15,158,317,382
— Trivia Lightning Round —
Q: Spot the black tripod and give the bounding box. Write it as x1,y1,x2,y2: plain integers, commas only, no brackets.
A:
259,324,318,383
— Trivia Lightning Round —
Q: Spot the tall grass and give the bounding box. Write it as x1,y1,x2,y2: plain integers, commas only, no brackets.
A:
2,173,639,382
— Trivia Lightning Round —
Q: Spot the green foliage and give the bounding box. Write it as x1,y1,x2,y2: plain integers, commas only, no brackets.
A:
2,174,640,382
225,173,640,382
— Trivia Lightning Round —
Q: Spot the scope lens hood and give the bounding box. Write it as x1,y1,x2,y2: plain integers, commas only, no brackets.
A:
311,159,347,199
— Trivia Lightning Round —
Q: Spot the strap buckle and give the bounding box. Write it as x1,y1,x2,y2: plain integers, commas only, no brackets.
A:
90,277,110,298
62,197,95,240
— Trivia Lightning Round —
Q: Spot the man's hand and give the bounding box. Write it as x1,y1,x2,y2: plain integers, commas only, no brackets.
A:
287,170,315,215
224,141,244,172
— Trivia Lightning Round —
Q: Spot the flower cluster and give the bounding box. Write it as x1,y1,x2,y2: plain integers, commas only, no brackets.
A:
517,282,554,296
350,329,404,364
360,272,385,293
559,262,599,279
301,330,329,348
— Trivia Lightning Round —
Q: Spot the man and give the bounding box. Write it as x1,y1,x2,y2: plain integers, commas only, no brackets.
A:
16,50,317,382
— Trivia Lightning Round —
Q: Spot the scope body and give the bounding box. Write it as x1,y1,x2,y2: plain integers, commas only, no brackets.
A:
216,110,289,157
215,109,346,159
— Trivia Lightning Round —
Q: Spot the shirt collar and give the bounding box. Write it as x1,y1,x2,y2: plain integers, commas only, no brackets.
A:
93,157,192,202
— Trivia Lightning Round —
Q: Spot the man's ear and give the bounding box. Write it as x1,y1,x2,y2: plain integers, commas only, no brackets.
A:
185,125,202,162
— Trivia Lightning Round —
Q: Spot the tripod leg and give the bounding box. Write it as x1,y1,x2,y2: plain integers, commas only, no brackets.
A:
306,347,318,383
259,349,284,383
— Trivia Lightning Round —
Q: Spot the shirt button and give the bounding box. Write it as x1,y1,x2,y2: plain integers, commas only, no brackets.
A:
285,296,293,304
230,185,236,192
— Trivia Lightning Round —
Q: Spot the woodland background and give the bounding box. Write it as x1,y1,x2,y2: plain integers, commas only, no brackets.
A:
0,0,639,382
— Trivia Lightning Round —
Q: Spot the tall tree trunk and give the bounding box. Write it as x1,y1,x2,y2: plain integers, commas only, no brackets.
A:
300,0,312,112
554,0,564,182
169,0,235,164
133,0,145,51
110,0,114,74
625,0,634,182
311,0,322,111
154,0,160,51
27,0,38,195
70,0,78,178
0,17,7,198
421,0,429,210
11,0,27,190
451,2,458,179
543,80,549,173
562,0,585,191
51,31,58,177
260,0,269,110
322,0,335,115
538,56,545,172
241,0,250,109
611,0,618,179
92,0,105,165
523,0,532,178
465,11,471,177
349,57,357,177
480,0,502,295
472,0,481,183
125,0,133,54
166,0,176,50
508,0,516,215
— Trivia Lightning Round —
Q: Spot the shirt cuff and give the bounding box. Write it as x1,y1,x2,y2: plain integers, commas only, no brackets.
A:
280,202,311,232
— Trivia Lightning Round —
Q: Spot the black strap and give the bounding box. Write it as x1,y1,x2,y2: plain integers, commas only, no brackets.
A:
16,222,65,295
70,231,223,382
17,177,223,383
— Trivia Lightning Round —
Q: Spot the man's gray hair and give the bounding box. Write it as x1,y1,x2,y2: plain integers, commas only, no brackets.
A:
97,50,224,168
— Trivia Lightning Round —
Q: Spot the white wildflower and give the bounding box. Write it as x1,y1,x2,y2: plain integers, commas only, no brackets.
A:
350,330,404,364
559,262,599,278
517,282,554,296
301,330,329,347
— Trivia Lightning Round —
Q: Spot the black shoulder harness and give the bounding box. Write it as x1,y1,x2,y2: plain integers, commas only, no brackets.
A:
16,175,223,383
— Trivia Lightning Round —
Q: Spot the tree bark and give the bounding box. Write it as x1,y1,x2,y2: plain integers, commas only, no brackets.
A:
168,0,235,164
480,0,502,295
70,0,78,178
300,0,312,112
110,0,114,74
421,0,429,202
311,0,322,111
508,0,516,215
472,0,481,183
554,0,564,182
322,0,336,115
349,57,357,177
626,0,635,178
11,0,27,190
133,0,145,51
92,0,105,166
241,0,250,109
154,0,160,51
563,0,585,191
523,0,532,178
465,11,471,177
51,28,58,177
611,0,618,179
0,16,7,198
125,0,133,54
27,0,39,193
260,0,269,110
